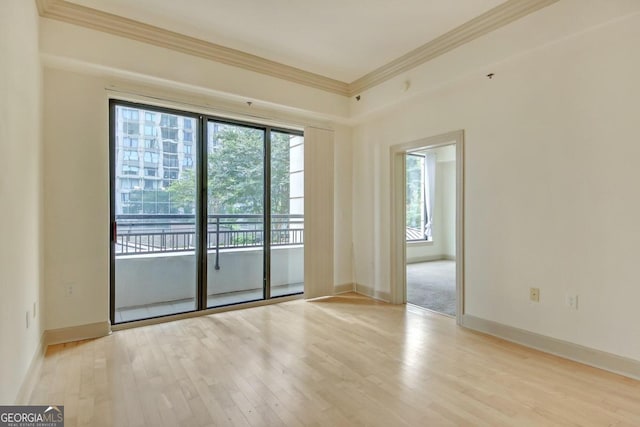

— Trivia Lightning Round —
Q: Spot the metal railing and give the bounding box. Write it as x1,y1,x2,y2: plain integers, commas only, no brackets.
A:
115,214,303,256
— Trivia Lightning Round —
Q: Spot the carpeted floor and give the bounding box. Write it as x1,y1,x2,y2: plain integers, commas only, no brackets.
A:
407,260,456,316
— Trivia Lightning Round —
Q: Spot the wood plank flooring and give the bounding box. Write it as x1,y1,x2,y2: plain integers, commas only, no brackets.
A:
30,293,640,426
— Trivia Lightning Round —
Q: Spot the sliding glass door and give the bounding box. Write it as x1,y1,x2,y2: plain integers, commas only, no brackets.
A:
110,100,304,324
206,121,265,307
111,104,198,322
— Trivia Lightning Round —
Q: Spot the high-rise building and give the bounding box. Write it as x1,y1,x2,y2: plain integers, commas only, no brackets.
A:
114,106,195,214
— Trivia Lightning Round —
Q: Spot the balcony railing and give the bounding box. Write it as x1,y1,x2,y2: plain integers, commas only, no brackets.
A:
115,214,304,256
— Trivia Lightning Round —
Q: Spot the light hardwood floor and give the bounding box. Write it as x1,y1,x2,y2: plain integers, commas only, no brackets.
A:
30,293,640,426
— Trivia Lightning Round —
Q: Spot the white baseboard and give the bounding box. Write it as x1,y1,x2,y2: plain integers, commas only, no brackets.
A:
354,283,391,303
462,314,640,381
15,332,46,404
407,255,456,264
334,283,354,294
407,254,444,264
45,321,111,346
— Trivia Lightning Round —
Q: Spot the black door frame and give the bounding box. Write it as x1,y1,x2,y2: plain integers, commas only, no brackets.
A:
109,99,303,324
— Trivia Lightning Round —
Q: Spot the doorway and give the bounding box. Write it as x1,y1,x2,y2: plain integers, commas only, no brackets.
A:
389,130,464,324
109,100,304,324
405,145,456,316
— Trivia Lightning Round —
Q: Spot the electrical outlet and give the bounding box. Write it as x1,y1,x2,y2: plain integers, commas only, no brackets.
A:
566,294,579,310
65,284,74,296
529,287,540,302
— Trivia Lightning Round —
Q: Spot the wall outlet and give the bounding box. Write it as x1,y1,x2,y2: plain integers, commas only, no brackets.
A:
566,294,579,310
65,284,74,296
529,287,540,302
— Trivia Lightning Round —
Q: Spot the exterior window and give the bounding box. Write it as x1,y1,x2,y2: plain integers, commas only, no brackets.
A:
123,122,138,135
406,152,436,242
163,141,178,153
183,157,193,168
122,165,139,176
406,154,426,241
123,137,138,148
121,178,140,190
144,179,157,190
184,144,192,155
160,114,178,128
144,125,155,137
144,152,159,164
144,167,157,177
122,109,139,121
144,139,158,150
161,128,178,141
123,150,139,162
163,156,178,168
163,170,178,180
183,130,193,142
145,112,155,122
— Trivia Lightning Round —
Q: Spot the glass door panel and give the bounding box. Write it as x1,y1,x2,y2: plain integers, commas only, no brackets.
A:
113,105,198,322
270,131,304,297
206,121,265,307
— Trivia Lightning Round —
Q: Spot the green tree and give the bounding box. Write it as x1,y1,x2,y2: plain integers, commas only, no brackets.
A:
165,169,196,213
167,125,293,215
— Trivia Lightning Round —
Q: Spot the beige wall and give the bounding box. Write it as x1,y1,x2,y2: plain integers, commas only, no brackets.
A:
0,1,43,403
43,69,111,330
334,126,354,287
353,11,640,361
441,161,456,258
39,18,349,123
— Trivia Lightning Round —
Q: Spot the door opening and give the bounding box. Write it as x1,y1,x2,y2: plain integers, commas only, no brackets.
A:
405,144,456,316
389,130,464,324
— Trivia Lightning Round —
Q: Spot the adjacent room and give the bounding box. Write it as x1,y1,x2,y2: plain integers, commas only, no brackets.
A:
3,0,640,425
405,144,457,316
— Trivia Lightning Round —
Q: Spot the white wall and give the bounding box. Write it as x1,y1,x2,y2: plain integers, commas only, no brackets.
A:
116,247,303,307
0,1,43,403
353,11,640,361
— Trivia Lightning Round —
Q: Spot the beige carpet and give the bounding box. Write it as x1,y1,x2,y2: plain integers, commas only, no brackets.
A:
407,260,456,316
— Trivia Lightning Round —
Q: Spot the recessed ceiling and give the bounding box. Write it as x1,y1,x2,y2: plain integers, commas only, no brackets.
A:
65,0,507,83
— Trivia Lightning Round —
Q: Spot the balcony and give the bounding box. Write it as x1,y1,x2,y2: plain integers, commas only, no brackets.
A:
114,214,304,321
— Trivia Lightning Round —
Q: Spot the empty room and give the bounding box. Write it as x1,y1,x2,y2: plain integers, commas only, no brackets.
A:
2,0,640,425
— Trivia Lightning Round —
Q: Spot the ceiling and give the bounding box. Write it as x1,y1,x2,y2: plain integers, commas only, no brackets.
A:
65,0,507,83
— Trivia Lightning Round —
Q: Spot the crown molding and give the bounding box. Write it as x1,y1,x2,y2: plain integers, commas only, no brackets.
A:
348,0,559,96
37,0,558,98
35,0,350,96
